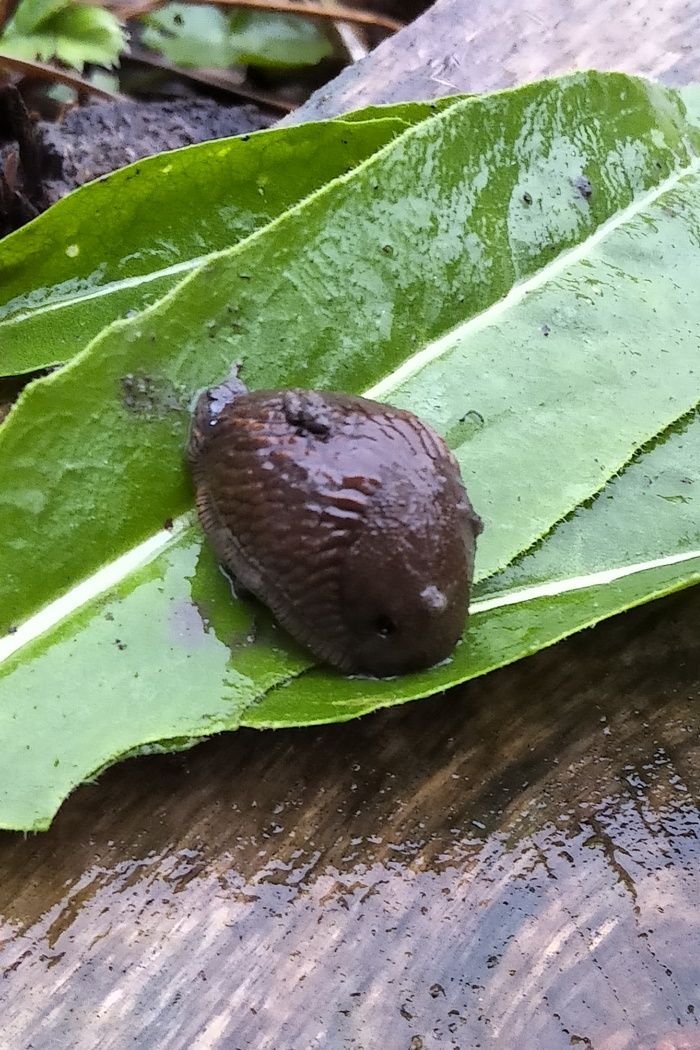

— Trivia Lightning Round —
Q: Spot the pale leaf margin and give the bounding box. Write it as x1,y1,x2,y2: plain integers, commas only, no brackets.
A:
470,550,700,615
1,537,697,669
243,555,700,729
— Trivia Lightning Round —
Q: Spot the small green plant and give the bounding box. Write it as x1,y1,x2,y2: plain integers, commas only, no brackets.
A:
141,4,332,70
0,0,126,71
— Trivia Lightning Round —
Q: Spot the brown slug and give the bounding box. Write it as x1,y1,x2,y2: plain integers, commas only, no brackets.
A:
188,369,483,677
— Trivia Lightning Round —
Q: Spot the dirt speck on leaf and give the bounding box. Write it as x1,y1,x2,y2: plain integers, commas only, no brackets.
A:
573,174,593,199
120,372,185,418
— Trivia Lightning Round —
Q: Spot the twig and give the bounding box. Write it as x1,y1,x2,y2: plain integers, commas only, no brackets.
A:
0,52,126,100
127,45,295,112
113,0,403,33
314,0,369,63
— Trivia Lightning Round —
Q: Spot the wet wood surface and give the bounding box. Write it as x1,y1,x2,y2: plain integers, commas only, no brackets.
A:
2,2,700,1048
1,588,699,1049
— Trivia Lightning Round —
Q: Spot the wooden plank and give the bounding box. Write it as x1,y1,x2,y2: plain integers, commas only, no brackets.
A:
287,0,700,122
2,3,700,1048
1,587,699,1048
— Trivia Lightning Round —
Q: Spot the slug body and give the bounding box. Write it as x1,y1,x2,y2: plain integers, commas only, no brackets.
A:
188,372,482,677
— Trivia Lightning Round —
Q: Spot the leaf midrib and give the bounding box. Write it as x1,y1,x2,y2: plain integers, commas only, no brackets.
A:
0,255,215,327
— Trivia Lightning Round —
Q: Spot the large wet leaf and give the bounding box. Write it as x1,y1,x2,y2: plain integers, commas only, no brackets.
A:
1,71,700,830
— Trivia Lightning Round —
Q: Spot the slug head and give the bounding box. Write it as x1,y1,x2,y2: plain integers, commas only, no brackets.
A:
336,483,479,676
188,369,247,465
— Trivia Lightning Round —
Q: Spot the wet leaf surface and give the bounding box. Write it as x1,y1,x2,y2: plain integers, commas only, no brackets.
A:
0,115,407,375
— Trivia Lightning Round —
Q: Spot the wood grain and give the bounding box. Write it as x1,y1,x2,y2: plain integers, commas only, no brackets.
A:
2,2,700,1047
286,0,700,123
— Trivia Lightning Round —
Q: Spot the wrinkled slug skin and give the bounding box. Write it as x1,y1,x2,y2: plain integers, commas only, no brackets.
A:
188,376,482,677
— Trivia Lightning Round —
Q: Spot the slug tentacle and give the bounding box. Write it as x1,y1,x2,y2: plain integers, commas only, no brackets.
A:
188,371,482,677
188,366,247,465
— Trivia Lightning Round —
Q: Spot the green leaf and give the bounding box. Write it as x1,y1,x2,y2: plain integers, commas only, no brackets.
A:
0,1,125,71
0,116,408,376
1,71,700,830
85,69,120,95
246,557,700,728
140,3,236,69
0,530,312,830
3,423,699,827
141,4,332,71
227,10,332,70
39,4,125,69
10,0,71,35
481,409,700,600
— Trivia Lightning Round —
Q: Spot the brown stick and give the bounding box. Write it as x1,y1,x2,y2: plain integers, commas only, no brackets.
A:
0,52,126,100
112,0,403,33
0,0,22,33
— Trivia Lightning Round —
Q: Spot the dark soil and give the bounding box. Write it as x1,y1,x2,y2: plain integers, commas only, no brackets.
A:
0,86,274,237
0,2,432,239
